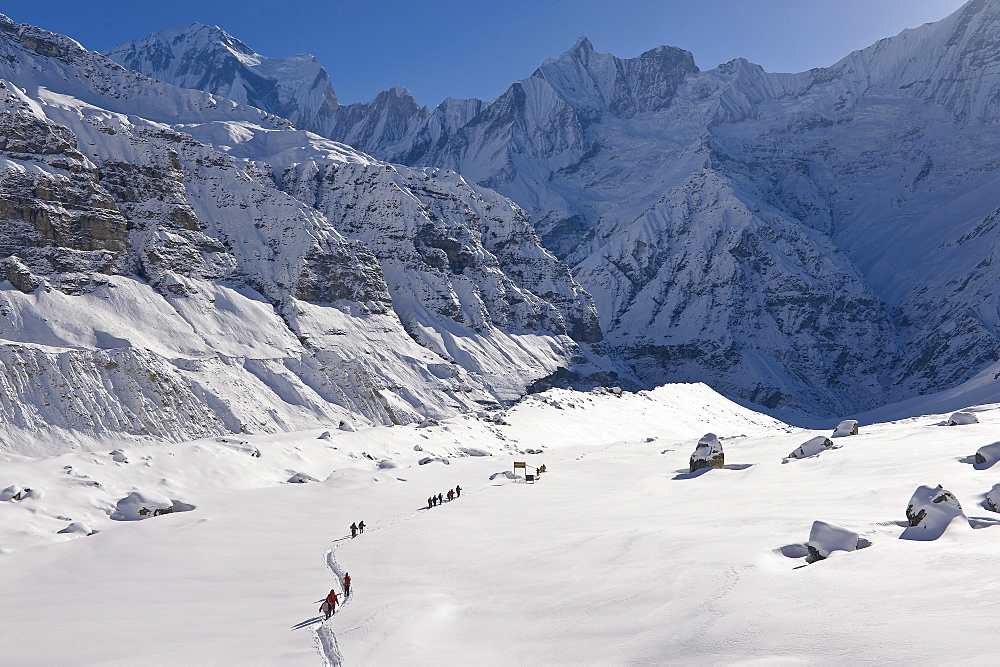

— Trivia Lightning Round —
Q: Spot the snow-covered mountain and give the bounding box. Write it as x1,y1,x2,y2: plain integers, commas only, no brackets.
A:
0,15,600,456
103,23,340,136
109,1,1000,417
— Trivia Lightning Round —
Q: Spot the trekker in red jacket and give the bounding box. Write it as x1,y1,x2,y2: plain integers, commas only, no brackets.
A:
321,589,339,619
343,573,352,598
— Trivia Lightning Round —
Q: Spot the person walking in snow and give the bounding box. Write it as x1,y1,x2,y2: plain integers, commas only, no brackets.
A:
321,589,339,619
437,492,444,505
358,520,366,533
350,522,358,538
455,484,461,498
447,489,454,502
428,496,434,508
343,573,352,598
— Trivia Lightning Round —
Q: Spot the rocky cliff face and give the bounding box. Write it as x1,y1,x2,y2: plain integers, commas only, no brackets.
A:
0,15,596,455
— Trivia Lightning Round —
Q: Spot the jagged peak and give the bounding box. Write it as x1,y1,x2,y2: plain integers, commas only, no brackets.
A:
570,36,595,52
714,57,764,76
108,22,258,61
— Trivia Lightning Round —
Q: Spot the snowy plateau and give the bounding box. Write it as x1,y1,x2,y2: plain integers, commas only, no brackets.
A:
1,1,1000,664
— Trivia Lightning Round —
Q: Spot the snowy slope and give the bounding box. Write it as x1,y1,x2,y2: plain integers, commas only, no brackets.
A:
0,15,598,455
2,385,999,663
116,1,1000,417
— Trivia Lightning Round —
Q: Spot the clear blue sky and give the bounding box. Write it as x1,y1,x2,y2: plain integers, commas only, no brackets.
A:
7,0,969,107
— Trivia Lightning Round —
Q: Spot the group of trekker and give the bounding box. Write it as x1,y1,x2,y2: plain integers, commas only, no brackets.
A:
428,484,461,507
320,482,464,620
321,572,351,619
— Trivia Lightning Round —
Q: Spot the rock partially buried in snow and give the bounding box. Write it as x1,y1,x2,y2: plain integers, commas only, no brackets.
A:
985,485,1000,513
788,436,835,460
338,420,356,432
973,442,1000,469
377,459,399,469
832,420,859,437
948,411,978,426
689,433,724,472
418,456,450,465
1,485,29,502
458,447,492,457
57,521,93,536
901,485,968,541
109,449,129,463
111,491,193,521
318,431,332,440
806,521,859,561
287,472,320,483
112,491,172,520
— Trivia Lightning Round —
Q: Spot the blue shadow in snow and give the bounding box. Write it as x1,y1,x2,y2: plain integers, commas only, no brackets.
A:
291,616,325,630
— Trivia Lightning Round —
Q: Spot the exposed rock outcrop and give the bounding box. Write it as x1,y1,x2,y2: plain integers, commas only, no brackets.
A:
689,433,724,472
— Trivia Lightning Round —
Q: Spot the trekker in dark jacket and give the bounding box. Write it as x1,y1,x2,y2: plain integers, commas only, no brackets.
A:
350,522,358,538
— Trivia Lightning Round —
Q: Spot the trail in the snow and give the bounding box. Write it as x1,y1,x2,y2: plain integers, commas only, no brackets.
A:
311,489,479,664
314,545,346,666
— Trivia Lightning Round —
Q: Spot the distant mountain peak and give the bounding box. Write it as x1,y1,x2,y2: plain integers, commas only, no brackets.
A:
105,25,340,125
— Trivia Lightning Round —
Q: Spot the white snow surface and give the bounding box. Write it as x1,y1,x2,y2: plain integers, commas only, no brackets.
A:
3,384,1000,664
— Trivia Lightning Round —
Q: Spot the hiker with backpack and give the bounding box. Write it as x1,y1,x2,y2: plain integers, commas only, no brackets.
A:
320,589,339,619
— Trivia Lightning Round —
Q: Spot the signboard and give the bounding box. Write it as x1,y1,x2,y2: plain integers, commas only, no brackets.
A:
513,461,526,469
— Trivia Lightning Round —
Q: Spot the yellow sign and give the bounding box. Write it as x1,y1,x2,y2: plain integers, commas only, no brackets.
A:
513,461,526,468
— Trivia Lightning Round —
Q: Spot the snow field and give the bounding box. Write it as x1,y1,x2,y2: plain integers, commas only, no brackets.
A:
1,387,999,663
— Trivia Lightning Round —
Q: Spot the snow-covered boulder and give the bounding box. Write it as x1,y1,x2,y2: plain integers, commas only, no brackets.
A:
689,433,724,472
111,490,176,521
788,436,834,460
974,442,1000,469
832,420,859,437
377,460,399,469
948,411,978,426
901,485,968,541
806,521,859,561
490,470,518,480
338,420,356,432
985,485,1000,513
458,447,492,457
287,472,320,484
418,456,450,465
109,449,129,463
57,521,93,536
1,485,27,502
318,431,332,440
